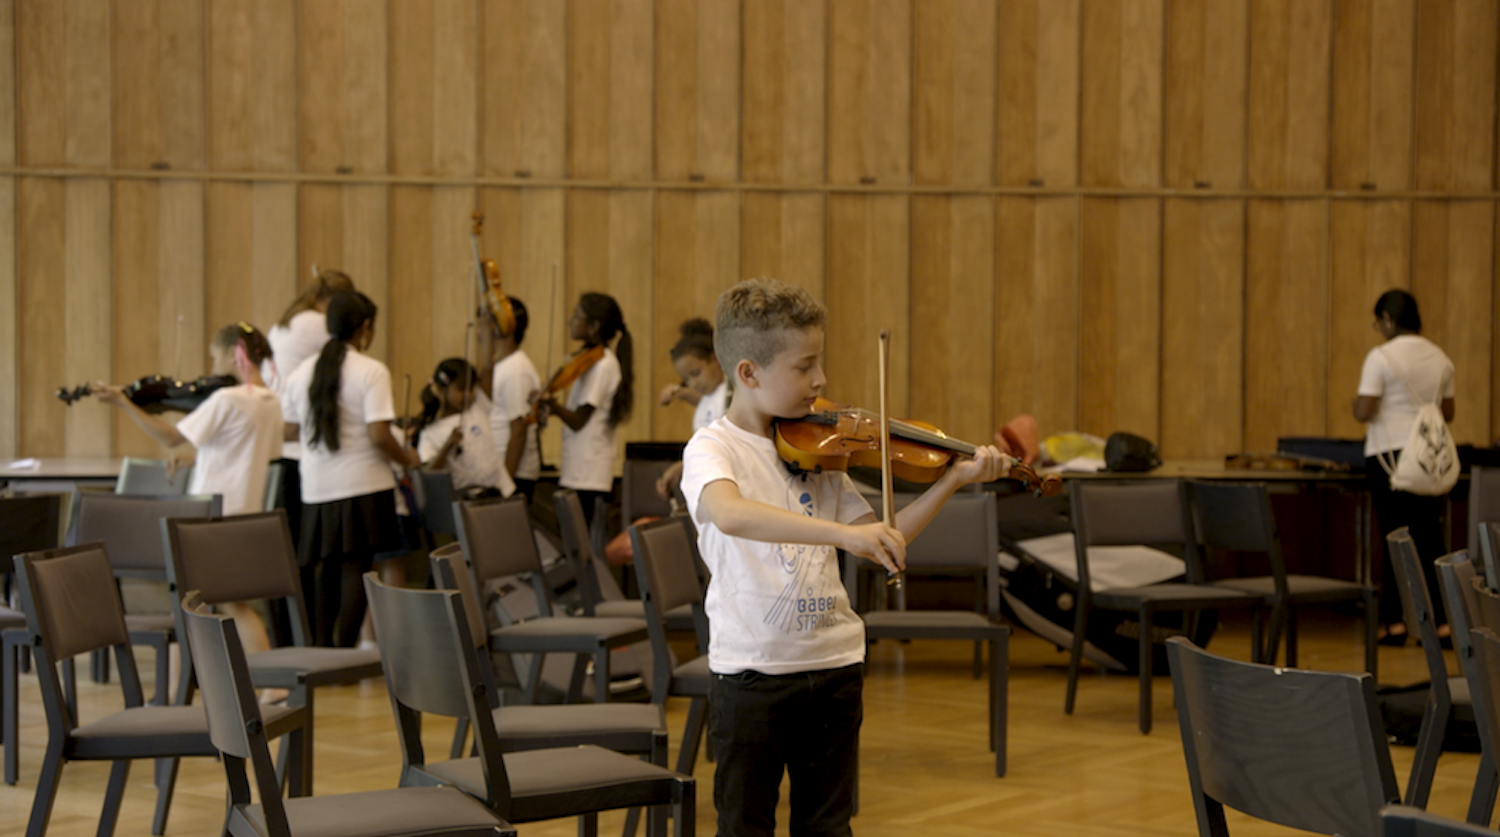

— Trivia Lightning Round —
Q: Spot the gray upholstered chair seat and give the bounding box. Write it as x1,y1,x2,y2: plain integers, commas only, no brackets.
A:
1214,574,1371,599
493,703,665,750
1091,583,1259,607
0,605,24,628
862,611,996,631
422,744,686,817
490,616,647,646
70,701,304,756
237,786,509,837
593,600,699,634
245,646,382,683
123,613,176,632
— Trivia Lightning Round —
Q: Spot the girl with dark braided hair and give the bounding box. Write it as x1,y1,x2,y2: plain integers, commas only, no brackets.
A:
282,291,419,647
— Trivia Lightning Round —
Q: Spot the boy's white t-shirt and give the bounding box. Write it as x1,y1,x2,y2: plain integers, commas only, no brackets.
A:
559,348,621,493
418,401,516,497
681,416,873,675
176,384,284,516
1358,334,1456,457
265,309,332,460
692,381,730,432
281,349,399,504
489,350,542,481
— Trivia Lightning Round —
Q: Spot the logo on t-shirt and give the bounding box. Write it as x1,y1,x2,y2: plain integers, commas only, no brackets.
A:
763,485,844,634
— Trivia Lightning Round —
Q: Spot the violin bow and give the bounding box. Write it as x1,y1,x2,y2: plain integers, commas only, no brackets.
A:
877,329,903,594
401,373,413,451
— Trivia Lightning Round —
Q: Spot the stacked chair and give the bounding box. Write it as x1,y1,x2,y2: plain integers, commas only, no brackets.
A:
14,544,306,837
364,572,696,836
1432,550,1499,824
179,592,513,837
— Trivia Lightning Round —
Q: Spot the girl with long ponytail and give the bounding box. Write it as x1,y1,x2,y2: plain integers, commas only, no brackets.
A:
282,291,419,648
535,291,634,530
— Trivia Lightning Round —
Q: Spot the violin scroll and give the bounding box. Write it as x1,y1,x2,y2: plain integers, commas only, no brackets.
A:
1005,461,1063,498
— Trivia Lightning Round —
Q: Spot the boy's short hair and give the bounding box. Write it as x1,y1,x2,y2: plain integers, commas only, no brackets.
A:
715,278,826,369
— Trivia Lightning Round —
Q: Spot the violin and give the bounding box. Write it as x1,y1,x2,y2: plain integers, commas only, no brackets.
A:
528,344,605,424
56,374,239,415
471,213,515,339
774,397,1064,497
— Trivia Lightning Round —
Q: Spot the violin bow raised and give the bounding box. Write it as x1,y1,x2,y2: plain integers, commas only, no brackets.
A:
877,329,903,594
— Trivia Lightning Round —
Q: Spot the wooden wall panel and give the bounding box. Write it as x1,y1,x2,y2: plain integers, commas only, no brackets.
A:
206,183,297,357
0,0,14,168
295,184,392,360
742,0,826,184
474,186,566,359
388,186,434,405
997,0,1080,188
740,192,826,303
1411,201,1493,446
207,0,295,172
1079,0,1163,188
1164,0,1248,190
563,190,656,467
913,0,997,187
653,191,739,441
482,0,567,179
114,0,206,171
0,178,14,459
656,0,740,182
17,179,66,456
298,0,388,175
1328,200,1410,441
568,0,654,181
1413,0,1498,192
17,0,111,168
1245,200,1331,451
1248,0,1333,190
994,197,1078,439
825,194,910,413
1078,198,1161,440
1331,0,1414,191
389,0,478,177
828,0,911,186
63,180,112,456
911,196,995,446
158,181,207,378
1161,199,1245,460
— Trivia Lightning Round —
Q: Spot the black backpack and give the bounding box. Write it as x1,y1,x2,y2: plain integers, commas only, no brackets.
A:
1104,432,1161,472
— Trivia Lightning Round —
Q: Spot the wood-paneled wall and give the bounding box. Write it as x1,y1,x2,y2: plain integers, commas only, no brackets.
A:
5,0,1500,466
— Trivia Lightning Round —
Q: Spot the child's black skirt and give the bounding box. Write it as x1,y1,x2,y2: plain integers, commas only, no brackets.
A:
298,489,399,567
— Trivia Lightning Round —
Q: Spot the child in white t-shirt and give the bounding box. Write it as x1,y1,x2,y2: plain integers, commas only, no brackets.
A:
536,292,635,530
655,317,729,504
414,358,515,499
94,322,285,656
487,296,542,502
680,278,1007,837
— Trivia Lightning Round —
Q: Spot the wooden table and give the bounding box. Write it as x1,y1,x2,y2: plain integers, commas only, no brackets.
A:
0,458,120,491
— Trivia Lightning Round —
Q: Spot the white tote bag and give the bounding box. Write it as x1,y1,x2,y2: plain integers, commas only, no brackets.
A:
1375,349,1459,496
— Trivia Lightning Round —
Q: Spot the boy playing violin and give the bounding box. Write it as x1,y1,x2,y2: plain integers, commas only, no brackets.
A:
681,278,1008,837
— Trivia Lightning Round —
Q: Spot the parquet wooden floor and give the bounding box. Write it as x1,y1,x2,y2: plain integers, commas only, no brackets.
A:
0,613,1477,836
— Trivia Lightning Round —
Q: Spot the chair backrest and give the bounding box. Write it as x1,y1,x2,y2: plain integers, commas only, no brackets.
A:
70,492,221,577
1381,804,1500,837
1187,481,1287,590
455,496,553,617
162,511,310,645
15,543,145,725
430,544,488,654
631,516,710,686
0,492,64,567
622,458,675,522
554,488,627,615
1477,520,1500,593
1433,552,1493,755
898,492,1001,616
116,456,191,496
1467,628,1500,812
413,468,459,539
1167,636,1400,837
1468,466,1500,565
1072,480,1198,589
1387,528,1453,690
178,591,290,828
364,572,512,807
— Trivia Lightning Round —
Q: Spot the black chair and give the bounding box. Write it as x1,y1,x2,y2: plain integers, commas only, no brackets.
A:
1168,636,1401,837
1,492,64,786
454,496,648,704
14,544,306,837
629,517,714,776
1388,528,1477,809
179,591,512,837
1067,480,1261,733
1188,480,1378,676
1432,551,1499,824
1382,805,1500,837
162,510,383,790
412,468,460,546
847,492,1009,776
364,572,696,837
115,457,191,496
